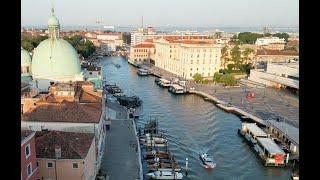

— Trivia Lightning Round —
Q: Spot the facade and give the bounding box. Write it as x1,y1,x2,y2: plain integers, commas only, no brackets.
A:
35,131,96,180
255,37,286,46
154,38,222,80
82,62,103,89
21,81,106,172
248,62,299,89
21,130,39,180
128,43,155,64
261,43,285,50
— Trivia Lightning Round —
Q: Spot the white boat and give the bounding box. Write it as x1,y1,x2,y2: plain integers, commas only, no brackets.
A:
158,79,171,88
140,137,167,144
145,170,183,179
199,153,216,169
137,68,148,76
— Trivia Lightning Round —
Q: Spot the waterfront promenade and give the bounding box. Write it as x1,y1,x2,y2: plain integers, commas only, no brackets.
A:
147,66,299,128
101,99,140,179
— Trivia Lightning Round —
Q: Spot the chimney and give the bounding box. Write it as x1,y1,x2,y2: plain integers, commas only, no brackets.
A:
55,146,61,159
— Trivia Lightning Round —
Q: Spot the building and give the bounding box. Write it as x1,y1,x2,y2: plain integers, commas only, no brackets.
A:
35,130,96,180
154,38,222,80
128,43,155,65
81,62,103,89
261,43,285,50
255,37,286,45
130,28,210,46
21,47,33,83
248,62,299,89
255,49,299,63
21,130,39,180
21,81,106,172
31,8,84,90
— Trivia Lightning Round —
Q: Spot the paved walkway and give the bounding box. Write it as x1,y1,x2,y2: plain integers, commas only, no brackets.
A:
100,119,139,180
101,97,140,179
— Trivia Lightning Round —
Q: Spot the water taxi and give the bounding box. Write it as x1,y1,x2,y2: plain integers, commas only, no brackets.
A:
199,153,216,169
145,170,183,179
137,68,149,76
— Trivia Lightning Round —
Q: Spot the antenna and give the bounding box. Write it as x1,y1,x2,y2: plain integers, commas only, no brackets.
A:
141,16,144,28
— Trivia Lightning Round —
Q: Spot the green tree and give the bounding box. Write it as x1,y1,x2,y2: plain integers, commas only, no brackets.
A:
221,45,229,69
237,32,263,44
230,44,243,70
193,73,202,83
21,40,34,52
273,33,290,42
122,32,131,45
242,48,254,61
220,74,236,86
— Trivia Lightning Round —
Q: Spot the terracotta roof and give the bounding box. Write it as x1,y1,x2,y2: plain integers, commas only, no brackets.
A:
21,130,34,142
22,101,102,123
287,40,299,46
257,50,299,56
133,43,155,48
35,131,94,159
80,91,102,103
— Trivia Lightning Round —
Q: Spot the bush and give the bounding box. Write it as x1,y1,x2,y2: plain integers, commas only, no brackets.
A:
193,73,202,83
220,74,236,86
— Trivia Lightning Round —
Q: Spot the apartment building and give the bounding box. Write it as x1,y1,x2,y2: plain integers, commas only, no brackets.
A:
154,38,222,80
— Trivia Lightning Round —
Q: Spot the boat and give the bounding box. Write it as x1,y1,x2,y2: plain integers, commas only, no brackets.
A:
115,64,121,68
158,78,171,88
145,170,183,179
168,84,185,94
148,162,181,172
199,153,216,169
137,68,149,76
155,78,161,84
116,95,142,108
144,151,172,159
141,141,167,147
147,157,177,165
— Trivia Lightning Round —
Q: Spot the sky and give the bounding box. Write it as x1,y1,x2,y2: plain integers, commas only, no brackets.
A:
21,0,299,27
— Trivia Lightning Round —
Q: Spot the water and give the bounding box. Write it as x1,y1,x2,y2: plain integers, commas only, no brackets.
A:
100,56,291,180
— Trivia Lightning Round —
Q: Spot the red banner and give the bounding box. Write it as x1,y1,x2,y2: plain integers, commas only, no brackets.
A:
275,154,283,163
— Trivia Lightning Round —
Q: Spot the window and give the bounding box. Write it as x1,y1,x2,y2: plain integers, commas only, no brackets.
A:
47,162,53,168
25,144,31,158
27,163,32,176
190,73,192,77
72,163,79,169
36,161,39,167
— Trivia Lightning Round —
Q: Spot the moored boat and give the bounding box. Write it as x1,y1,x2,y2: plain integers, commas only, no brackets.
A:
137,68,149,76
145,170,183,179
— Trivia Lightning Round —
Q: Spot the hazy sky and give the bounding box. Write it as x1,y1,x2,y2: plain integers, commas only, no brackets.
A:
21,0,299,27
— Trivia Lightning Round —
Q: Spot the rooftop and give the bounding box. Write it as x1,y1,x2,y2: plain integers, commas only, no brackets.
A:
266,120,299,145
257,50,299,56
257,137,285,155
244,123,268,137
35,131,94,159
21,130,34,142
22,100,102,123
133,43,155,48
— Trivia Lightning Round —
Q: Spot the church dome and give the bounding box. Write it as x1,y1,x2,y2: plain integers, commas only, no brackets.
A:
31,8,82,81
31,38,81,80
48,15,59,27
21,47,31,66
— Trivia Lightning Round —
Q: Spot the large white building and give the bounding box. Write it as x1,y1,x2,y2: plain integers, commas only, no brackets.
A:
255,37,286,45
248,62,299,89
154,38,222,80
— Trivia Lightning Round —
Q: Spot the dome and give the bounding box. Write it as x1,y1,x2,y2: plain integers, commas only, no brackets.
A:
21,47,32,66
31,38,81,80
48,15,59,27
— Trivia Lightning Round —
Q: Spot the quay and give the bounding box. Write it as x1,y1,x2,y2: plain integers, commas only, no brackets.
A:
100,96,142,180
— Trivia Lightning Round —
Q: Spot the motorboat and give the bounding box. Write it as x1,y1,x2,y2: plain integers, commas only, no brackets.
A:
148,162,181,172
116,95,142,108
147,157,177,165
199,153,216,169
115,64,121,68
137,68,149,76
140,134,167,143
145,170,183,179
144,151,172,159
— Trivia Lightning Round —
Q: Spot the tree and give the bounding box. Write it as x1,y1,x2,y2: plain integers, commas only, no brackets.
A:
221,45,229,69
237,32,263,44
273,33,290,42
214,32,222,39
64,35,96,58
220,74,236,86
21,40,34,52
193,73,202,83
122,32,131,45
230,44,243,71
242,48,254,61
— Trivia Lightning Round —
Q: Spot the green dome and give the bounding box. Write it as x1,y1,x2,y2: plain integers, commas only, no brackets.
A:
48,15,59,26
21,47,31,66
31,38,81,80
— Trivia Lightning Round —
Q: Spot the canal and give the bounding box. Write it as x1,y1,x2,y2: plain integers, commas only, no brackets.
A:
100,56,291,180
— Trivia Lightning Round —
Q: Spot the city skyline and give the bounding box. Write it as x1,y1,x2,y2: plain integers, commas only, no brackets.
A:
22,0,299,27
